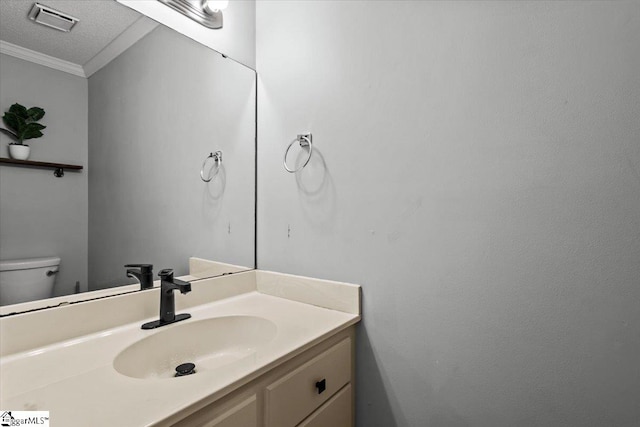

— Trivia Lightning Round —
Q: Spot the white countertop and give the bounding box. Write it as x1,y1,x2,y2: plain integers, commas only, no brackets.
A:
0,271,361,426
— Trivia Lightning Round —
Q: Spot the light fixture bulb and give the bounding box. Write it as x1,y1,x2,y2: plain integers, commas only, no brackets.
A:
202,0,228,14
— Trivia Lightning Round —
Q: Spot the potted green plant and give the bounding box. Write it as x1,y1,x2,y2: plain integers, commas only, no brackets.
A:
1,103,46,160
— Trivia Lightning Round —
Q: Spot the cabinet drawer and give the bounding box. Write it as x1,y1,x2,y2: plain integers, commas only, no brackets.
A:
172,394,257,427
265,338,351,427
298,384,352,427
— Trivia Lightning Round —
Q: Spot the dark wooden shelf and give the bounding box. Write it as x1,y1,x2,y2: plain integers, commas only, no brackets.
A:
0,157,83,177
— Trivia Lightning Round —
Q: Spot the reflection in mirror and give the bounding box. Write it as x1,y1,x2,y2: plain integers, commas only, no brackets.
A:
0,0,256,311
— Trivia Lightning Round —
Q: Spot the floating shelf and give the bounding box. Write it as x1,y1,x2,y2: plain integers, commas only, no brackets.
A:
0,158,83,177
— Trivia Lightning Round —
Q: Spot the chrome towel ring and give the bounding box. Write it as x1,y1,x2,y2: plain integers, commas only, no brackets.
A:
284,133,313,173
200,150,222,182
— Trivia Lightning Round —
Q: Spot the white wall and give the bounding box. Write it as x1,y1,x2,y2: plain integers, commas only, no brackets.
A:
118,0,256,68
88,26,255,290
256,2,640,426
0,54,88,297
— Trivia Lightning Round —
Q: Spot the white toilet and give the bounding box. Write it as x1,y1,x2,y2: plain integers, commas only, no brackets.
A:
0,257,61,306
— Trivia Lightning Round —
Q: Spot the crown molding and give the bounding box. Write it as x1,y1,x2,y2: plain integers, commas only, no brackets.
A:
0,40,86,78
83,16,159,78
0,17,157,80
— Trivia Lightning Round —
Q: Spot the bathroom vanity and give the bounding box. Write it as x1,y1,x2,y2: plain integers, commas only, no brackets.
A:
0,269,360,426
171,326,354,427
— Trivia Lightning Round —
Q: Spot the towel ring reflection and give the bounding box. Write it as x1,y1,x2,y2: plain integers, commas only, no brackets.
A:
200,151,222,182
284,133,313,173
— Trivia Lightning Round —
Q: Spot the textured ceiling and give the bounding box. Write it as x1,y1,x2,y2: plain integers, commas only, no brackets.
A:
0,0,142,65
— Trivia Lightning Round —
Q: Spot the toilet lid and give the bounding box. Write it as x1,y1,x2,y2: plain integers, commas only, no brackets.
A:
0,257,61,271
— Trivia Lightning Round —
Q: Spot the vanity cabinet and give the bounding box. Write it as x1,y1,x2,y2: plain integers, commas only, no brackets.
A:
265,337,351,426
172,394,258,427
298,384,352,427
170,327,355,427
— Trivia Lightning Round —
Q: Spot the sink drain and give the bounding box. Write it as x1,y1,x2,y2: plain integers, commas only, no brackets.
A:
175,362,196,377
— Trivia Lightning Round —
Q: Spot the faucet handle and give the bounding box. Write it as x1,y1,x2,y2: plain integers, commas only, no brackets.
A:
158,268,174,280
158,268,190,294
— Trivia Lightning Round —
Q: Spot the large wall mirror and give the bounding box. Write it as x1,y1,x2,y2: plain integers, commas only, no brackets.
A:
0,0,256,312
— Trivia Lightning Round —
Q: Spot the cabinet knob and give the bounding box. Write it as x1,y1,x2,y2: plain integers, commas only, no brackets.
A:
315,378,326,394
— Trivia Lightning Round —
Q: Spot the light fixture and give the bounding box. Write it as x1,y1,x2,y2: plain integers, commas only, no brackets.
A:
157,0,227,29
202,0,228,14
28,3,79,32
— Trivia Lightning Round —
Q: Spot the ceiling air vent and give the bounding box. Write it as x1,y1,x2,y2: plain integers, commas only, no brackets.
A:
28,3,79,32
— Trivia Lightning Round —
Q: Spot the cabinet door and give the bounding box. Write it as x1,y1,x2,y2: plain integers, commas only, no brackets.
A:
298,384,352,427
172,394,257,427
265,338,351,427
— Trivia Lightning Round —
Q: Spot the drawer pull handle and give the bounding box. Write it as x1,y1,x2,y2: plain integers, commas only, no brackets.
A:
315,379,326,394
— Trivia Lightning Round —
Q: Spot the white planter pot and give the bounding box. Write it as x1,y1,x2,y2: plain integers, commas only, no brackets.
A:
8,144,30,160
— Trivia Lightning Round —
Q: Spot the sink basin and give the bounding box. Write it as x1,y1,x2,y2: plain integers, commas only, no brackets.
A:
113,315,277,379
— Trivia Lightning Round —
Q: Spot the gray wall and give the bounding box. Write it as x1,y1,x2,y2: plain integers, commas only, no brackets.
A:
256,2,640,426
88,26,255,290
0,53,88,297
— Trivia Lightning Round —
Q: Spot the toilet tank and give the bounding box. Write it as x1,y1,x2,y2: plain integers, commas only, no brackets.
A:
0,257,61,306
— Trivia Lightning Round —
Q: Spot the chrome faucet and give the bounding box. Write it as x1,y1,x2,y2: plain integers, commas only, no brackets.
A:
141,268,191,330
125,264,154,290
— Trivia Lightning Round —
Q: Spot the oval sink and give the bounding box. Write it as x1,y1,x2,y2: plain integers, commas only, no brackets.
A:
113,315,277,379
